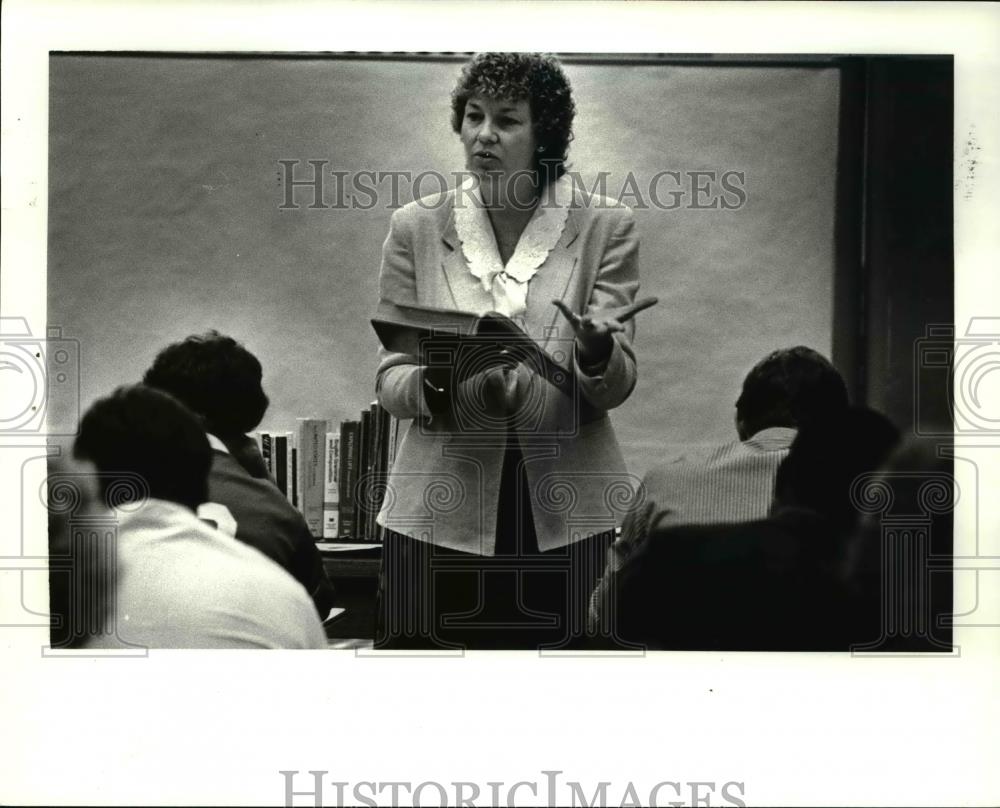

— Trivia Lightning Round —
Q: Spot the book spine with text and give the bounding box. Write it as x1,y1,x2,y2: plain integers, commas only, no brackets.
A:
297,418,327,537
337,421,359,539
322,433,340,539
285,431,296,507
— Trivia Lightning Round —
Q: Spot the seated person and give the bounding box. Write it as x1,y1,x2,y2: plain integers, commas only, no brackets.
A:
642,346,849,528
74,385,327,649
142,331,335,618
589,346,848,625
590,406,900,650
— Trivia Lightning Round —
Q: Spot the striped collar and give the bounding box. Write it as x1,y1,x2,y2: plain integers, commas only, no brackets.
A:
745,426,797,451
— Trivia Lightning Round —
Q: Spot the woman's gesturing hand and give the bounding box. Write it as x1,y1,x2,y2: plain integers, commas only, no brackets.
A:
552,297,658,367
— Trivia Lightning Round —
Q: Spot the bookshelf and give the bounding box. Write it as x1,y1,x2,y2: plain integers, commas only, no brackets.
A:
250,403,395,641
252,403,399,548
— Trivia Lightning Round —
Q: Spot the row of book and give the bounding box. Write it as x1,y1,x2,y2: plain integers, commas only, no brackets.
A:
251,402,399,542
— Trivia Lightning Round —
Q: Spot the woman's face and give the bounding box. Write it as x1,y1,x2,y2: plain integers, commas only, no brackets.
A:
460,94,536,188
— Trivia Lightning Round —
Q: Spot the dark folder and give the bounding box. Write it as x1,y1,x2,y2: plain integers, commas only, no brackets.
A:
371,300,575,397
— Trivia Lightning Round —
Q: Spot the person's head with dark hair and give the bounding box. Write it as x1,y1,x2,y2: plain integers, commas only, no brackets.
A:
735,346,849,440
73,385,212,511
451,52,575,190
773,406,901,529
142,330,269,441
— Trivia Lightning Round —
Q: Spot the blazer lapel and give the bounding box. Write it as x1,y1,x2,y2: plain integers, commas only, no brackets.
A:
439,195,582,342
441,208,493,313
524,208,580,352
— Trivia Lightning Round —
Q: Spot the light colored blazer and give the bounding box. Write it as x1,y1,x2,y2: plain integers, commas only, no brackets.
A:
374,180,642,554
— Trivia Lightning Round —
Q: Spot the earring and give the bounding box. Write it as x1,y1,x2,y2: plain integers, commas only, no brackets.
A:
537,146,546,153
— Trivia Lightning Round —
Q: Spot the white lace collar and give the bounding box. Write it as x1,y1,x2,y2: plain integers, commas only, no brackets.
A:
453,174,573,318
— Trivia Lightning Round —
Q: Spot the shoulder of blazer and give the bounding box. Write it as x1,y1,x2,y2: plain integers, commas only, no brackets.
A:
392,187,459,233
566,184,635,235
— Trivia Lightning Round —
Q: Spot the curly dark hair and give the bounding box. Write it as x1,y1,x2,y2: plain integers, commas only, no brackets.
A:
736,346,849,439
142,331,269,439
451,52,575,186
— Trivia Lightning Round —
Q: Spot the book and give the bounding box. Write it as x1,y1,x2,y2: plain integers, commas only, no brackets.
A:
297,418,328,537
371,300,480,354
274,434,288,497
337,420,360,539
260,432,273,479
322,432,340,539
357,408,373,541
371,403,392,542
371,300,575,397
285,431,296,507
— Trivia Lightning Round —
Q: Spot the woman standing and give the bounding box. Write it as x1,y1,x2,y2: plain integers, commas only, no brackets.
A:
374,52,651,649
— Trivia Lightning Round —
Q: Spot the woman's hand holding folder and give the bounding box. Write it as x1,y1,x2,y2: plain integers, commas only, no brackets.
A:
421,336,524,418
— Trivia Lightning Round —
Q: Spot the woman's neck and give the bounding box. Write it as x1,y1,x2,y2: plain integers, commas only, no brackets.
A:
477,171,541,264
487,203,537,265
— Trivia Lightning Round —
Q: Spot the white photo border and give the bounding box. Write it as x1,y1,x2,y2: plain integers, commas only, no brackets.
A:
2,2,998,806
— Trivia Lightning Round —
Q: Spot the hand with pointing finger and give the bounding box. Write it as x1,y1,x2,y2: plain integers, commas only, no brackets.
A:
552,297,659,368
